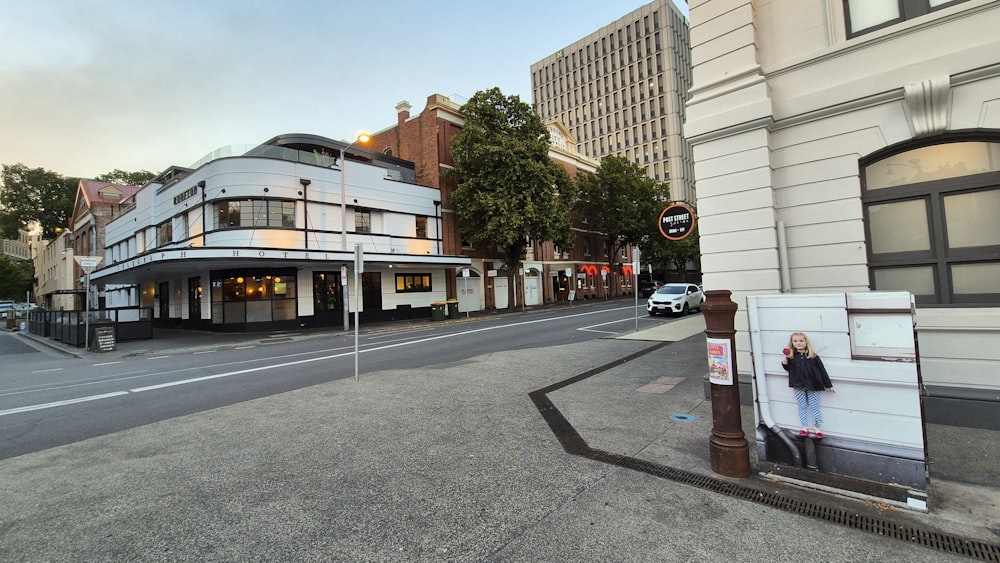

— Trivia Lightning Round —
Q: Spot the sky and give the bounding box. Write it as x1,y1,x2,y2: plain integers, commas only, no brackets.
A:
0,1,687,181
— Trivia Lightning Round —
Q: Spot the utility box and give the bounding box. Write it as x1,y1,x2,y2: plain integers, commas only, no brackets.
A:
747,292,926,510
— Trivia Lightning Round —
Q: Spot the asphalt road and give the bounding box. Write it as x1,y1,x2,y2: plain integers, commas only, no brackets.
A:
0,301,680,460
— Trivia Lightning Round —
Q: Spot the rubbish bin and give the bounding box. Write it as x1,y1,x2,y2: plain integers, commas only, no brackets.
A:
445,299,460,318
430,302,446,322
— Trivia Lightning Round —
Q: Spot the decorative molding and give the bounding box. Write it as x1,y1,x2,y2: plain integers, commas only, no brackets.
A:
903,77,951,137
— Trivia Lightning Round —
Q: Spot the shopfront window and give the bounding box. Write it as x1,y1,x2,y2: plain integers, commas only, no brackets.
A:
210,270,297,324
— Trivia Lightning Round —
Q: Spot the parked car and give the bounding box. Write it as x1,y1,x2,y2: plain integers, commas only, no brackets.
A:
637,276,663,298
0,301,14,319
646,283,705,316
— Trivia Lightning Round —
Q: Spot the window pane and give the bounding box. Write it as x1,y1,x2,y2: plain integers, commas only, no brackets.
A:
945,189,1000,248
951,263,1000,294
873,266,935,296
281,202,295,228
865,142,1000,190
868,199,930,254
847,0,899,33
253,201,268,227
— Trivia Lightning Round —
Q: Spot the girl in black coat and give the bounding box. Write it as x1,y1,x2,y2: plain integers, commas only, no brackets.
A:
781,332,835,438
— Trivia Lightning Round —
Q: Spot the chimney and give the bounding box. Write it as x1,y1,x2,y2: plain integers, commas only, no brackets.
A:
395,100,411,126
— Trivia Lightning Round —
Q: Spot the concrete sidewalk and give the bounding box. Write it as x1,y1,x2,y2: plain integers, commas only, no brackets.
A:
2,313,999,561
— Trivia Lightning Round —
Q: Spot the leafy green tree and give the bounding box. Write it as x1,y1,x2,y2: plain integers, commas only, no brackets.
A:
96,169,154,186
0,164,76,238
0,254,33,300
574,155,667,295
640,226,701,282
447,87,576,312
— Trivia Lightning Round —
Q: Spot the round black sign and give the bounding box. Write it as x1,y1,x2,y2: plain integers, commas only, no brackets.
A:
658,203,696,241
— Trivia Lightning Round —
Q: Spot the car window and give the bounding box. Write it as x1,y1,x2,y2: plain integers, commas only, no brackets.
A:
658,286,684,295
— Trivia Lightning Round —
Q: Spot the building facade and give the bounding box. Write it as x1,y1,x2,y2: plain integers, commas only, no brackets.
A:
530,0,695,203
91,133,470,331
685,0,1000,427
70,179,141,311
368,94,636,312
33,229,77,311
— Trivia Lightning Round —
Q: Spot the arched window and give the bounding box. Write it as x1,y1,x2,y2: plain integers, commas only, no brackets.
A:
862,138,1000,305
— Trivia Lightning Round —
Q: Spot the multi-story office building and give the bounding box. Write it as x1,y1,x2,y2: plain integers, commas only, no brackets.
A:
530,0,694,203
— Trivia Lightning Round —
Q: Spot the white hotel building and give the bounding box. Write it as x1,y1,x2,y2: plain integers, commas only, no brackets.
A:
92,133,470,331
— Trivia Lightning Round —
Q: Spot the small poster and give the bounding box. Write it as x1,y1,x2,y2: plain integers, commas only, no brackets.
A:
707,337,733,385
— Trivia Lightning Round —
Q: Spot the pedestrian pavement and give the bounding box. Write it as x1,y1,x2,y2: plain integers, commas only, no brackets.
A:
2,305,999,561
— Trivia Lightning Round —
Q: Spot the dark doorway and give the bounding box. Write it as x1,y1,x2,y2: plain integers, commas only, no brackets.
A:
362,272,382,318
188,277,202,329
158,281,170,325
313,271,344,327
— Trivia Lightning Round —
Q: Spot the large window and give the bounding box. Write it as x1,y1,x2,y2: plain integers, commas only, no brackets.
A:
217,199,295,229
395,274,432,293
862,140,1000,305
156,220,172,247
844,0,970,38
210,271,297,324
355,209,371,233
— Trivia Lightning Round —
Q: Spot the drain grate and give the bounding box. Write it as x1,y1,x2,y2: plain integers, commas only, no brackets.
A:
529,342,1000,562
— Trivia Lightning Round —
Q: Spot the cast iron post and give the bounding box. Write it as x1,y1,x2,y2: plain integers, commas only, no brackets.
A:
703,289,751,478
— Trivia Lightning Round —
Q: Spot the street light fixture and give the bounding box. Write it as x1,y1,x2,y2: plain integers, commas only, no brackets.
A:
340,132,371,251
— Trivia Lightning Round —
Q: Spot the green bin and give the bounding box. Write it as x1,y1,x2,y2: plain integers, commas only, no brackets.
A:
431,302,446,321
445,299,460,318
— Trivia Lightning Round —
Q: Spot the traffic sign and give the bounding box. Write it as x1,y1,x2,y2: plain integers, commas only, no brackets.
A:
74,256,103,271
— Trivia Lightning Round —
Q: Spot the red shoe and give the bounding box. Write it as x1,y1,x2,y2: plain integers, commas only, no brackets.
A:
815,430,825,439
798,428,809,437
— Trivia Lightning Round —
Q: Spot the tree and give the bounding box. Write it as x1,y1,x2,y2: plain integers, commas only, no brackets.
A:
574,155,666,295
0,255,33,300
640,227,701,282
0,164,76,238
447,87,576,312
96,169,155,186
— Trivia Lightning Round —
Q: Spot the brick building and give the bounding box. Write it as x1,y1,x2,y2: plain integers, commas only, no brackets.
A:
369,94,636,312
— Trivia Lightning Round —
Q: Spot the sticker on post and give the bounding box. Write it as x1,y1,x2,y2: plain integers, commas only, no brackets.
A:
707,337,733,385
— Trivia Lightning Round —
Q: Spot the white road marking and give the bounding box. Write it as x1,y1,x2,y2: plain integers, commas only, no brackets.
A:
30,368,64,374
93,361,122,367
5,305,638,414
0,392,130,417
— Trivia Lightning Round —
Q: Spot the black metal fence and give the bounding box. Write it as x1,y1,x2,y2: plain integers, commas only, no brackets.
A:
27,308,153,348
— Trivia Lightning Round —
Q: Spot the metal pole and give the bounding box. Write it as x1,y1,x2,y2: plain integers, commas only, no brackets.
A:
340,155,348,251
84,271,91,350
464,276,469,319
354,253,360,382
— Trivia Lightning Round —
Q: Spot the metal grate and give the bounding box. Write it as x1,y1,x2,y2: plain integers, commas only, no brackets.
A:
529,342,1000,562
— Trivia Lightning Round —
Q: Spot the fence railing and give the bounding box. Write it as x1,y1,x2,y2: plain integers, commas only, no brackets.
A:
27,308,154,348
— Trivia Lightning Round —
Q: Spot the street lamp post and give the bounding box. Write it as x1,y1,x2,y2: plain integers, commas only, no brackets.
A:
340,133,370,251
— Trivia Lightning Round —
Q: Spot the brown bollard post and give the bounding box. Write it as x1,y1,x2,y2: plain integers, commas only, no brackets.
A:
702,289,751,478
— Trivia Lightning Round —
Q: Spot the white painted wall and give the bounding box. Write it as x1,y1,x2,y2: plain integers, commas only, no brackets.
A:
686,0,1000,394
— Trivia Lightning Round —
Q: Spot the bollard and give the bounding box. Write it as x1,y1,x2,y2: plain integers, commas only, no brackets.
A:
702,289,751,478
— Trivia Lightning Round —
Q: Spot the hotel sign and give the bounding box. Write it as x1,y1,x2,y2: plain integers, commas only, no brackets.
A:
173,185,199,205
658,203,696,241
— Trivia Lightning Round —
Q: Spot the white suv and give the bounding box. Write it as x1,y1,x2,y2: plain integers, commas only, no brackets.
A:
0,301,14,320
646,283,704,317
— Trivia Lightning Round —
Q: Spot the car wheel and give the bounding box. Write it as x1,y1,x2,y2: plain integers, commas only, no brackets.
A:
648,310,657,317
681,303,690,316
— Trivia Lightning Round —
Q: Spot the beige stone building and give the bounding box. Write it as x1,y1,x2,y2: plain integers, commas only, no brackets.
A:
685,0,1000,427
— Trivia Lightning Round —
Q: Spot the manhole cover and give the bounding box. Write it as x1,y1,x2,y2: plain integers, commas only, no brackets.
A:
669,413,696,423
